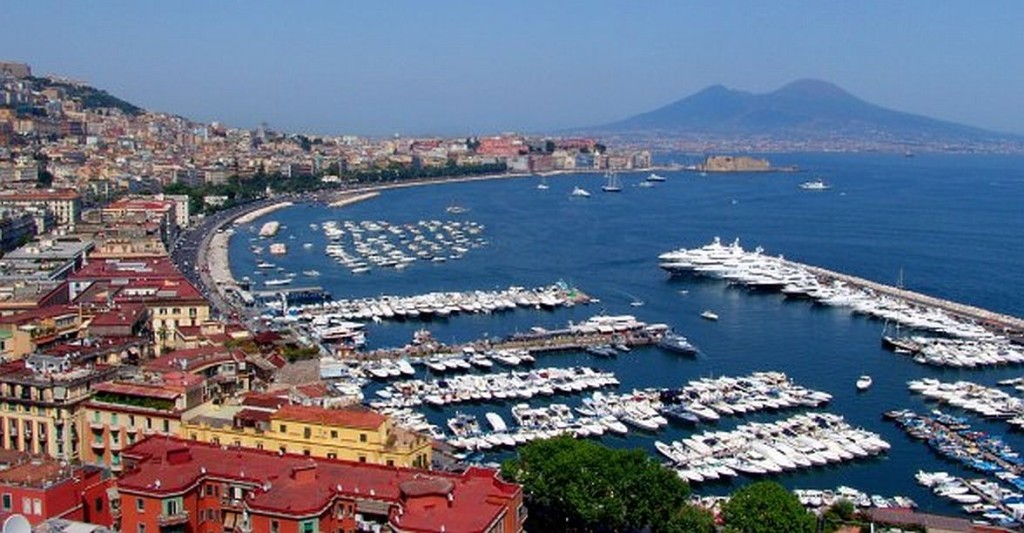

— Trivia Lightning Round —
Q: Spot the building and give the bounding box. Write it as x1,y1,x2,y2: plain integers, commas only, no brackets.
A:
182,403,432,469
0,62,31,78
0,355,117,460
117,436,524,533
0,450,113,527
0,305,83,361
80,372,205,470
100,197,179,248
0,190,81,229
143,346,250,397
0,239,94,282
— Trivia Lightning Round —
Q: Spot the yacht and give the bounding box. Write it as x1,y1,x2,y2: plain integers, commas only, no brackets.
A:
799,179,831,190
856,375,873,391
646,173,666,182
601,172,622,192
445,202,470,214
657,331,698,356
700,310,719,321
264,278,293,287
570,186,591,198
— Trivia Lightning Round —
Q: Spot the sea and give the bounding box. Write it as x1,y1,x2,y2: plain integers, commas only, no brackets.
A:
228,152,1024,516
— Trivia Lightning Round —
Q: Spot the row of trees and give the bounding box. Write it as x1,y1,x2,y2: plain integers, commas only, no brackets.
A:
163,160,507,215
502,437,853,532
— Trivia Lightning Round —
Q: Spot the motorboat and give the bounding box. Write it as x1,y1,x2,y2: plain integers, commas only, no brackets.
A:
700,310,719,321
571,186,591,197
799,179,831,190
646,173,666,182
657,331,698,356
856,375,873,391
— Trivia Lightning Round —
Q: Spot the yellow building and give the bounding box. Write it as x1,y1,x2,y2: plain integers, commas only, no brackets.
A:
80,371,206,471
0,306,82,362
183,404,432,469
0,354,116,461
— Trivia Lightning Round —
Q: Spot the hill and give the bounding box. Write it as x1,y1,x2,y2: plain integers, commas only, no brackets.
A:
26,76,144,116
595,79,1012,143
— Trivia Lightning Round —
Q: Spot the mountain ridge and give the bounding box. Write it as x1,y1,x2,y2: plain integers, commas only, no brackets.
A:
594,79,1014,142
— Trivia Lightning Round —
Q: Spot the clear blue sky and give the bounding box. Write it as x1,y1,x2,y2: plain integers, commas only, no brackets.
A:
3,1,1023,136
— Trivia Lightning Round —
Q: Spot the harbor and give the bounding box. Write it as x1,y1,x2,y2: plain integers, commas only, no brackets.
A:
217,154,1024,522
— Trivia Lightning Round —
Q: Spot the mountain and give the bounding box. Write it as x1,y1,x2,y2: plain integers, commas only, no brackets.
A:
596,79,1010,142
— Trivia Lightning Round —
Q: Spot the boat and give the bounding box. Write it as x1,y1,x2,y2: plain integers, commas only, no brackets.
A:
303,270,321,277
856,375,873,391
602,172,622,192
570,186,591,198
657,331,698,356
264,278,293,287
269,243,287,255
537,178,550,190
799,179,831,190
446,202,470,215
646,173,666,182
700,310,719,321
256,261,276,269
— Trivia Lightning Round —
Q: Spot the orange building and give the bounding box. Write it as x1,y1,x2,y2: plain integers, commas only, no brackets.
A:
117,436,525,533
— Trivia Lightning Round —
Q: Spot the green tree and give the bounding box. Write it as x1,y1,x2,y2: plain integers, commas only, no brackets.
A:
501,436,690,532
722,481,815,533
665,504,716,533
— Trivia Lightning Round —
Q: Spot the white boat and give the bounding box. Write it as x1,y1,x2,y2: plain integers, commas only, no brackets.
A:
856,375,873,391
601,172,622,192
537,178,550,190
700,310,719,321
264,278,293,287
799,179,831,190
646,173,666,182
570,186,591,198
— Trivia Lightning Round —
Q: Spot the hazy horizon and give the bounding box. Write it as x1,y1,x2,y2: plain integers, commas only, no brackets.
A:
4,1,1024,137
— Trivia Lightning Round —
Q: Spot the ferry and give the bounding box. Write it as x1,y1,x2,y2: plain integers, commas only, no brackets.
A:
856,375,873,391
657,331,698,356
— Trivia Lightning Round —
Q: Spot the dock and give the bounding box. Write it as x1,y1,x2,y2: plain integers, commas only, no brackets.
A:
794,262,1024,335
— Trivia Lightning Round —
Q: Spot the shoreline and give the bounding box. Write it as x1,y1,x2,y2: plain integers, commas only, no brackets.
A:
195,165,672,317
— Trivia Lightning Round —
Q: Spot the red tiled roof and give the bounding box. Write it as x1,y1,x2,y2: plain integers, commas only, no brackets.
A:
240,392,289,409
69,257,183,281
0,305,78,325
144,346,241,373
93,381,180,401
0,189,79,201
88,303,147,327
119,437,520,532
272,404,385,430
104,198,174,211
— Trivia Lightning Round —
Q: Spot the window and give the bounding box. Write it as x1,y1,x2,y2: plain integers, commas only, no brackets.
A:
92,412,101,423
360,433,367,442
386,459,394,467
163,497,182,516
303,449,311,456
303,427,311,439
136,497,145,512
330,430,338,439
111,413,118,425
129,414,135,426
1,493,10,511
205,484,214,497
299,519,318,533
21,497,30,514
95,498,103,512
327,452,337,459
162,420,169,433
271,520,280,533
358,456,366,463
146,418,152,429
32,499,40,515
279,424,287,433
137,526,145,533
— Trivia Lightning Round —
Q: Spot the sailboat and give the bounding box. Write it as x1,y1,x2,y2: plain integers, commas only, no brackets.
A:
602,172,622,192
880,270,921,354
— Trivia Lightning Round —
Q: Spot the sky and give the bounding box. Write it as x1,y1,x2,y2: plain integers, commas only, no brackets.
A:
3,1,1024,136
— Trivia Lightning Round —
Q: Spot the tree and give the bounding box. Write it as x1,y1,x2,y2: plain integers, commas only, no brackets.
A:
665,504,716,533
501,436,691,532
722,481,815,533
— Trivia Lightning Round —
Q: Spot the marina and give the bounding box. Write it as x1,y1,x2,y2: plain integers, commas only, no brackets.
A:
225,153,1024,519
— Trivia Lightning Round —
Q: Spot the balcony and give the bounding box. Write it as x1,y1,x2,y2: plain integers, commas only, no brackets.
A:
91,440,105,450
109,441,122,451
157,510,189,527
90,421,105,431
111,462,123,472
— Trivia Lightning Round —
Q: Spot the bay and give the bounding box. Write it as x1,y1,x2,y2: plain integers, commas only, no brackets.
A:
229,152,1024,515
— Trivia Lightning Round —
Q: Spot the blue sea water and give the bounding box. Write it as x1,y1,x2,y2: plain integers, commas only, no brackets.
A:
229,152,1024,515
